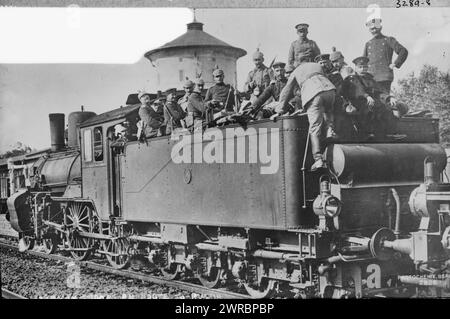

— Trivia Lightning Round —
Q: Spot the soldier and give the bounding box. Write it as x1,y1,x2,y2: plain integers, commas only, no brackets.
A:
204,69,236,117
178,80,195,112
243,49,273,101
276,54,336,171
163,93,186,134
186,83,207,127
194,78,205,97
342,56,398,138
330,47,354,79
250,61,290,118
363,18,408,94
138,91,165,138
287,23,321,69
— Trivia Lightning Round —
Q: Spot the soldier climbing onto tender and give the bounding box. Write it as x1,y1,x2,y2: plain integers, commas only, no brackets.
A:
275,53,337,171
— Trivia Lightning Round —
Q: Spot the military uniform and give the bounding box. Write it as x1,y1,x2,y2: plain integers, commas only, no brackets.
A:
363,34,408,93
138,103,165,138
277,62,336,163
163,101,186,134
187,91,206,122
244,65,273,94
342,72,394,137
288,39,321,68
204,82,235,112
251,77,288,118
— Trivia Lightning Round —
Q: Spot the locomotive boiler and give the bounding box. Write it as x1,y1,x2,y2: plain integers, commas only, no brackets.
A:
7,103,450,298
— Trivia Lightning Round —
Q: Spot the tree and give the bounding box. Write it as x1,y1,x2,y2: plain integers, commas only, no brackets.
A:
395,65,450,145
0,142,34,159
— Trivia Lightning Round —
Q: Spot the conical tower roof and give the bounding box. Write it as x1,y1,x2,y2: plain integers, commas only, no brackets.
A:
144,21,247,61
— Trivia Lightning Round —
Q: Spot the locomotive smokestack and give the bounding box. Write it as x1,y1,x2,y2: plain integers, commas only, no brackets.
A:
49,113,65,152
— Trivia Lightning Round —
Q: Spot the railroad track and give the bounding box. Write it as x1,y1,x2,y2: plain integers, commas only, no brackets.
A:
0,239,250,299
1,288,27,299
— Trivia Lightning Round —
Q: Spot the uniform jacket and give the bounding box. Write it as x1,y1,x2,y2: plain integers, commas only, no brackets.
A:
279,62,335,111
163,102,186,134
187,92,206,121
363,34,408,82
252,77,287,111
177,92,191,112
138,104,164,137
288,38,321,68
243,64,273,93
342,72,391,108
204,82,235,111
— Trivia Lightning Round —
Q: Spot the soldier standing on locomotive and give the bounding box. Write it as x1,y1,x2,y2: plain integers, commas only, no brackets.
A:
275,53,337,171
178,80,195,112
204,69,236,121
363,18,408,94
138,91,165,139
243,49,274,103
186,82,207,129
287,23,321,69
163,93,186,135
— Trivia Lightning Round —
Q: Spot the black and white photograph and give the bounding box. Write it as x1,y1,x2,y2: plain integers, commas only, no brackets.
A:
1,0,450,304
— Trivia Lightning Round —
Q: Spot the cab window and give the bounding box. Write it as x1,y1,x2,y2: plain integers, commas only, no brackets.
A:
93,127,103,162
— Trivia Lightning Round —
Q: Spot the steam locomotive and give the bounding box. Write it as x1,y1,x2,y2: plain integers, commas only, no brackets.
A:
6,98,450,298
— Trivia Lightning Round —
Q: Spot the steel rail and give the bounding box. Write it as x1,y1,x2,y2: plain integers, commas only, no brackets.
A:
0,240,250,299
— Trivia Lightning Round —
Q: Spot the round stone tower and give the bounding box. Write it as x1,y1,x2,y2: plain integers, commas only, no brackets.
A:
144,20,246,90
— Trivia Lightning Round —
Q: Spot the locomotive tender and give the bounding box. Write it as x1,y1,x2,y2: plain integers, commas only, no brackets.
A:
7,102,450,298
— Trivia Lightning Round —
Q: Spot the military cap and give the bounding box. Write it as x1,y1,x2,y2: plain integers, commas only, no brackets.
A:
295,23,309,30
314,54,330,63
365,18,382,28
272,61,286,69
212,69,224,76
183,80,194,88
195,78,205,85
252,49,264,60
330,51,344,62
138,91,150,100
352,56,370,66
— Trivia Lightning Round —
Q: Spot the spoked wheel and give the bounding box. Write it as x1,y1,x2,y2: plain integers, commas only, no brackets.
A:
195,267,223,289
42,233,59,254
18,233,35,252
243,278,277,299
161,263,182,280
65,203,94,261
103,238,130,269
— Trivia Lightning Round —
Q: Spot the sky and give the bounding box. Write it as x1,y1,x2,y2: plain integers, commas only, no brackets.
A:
0,6,449,151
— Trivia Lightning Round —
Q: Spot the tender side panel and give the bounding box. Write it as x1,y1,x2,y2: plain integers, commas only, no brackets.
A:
121,119,307,229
